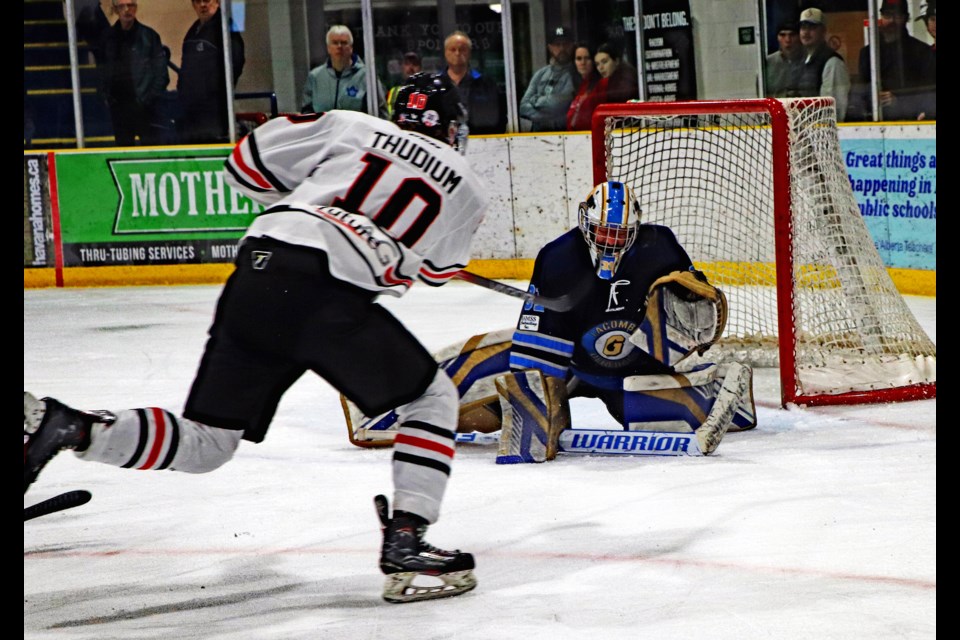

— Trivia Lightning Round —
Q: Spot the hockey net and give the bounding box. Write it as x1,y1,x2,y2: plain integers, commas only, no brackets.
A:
591,98,935,406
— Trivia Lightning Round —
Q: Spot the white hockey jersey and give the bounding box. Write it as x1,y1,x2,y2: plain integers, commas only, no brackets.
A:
224,110,489,296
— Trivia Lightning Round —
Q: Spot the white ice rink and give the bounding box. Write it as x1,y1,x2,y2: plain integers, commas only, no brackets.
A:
24,282,936,640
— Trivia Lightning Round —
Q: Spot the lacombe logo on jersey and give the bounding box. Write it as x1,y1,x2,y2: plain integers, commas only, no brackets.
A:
558,429,699,456
108,158,264,234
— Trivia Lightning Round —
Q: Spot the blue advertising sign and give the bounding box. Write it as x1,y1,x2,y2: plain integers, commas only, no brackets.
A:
843,133,936,270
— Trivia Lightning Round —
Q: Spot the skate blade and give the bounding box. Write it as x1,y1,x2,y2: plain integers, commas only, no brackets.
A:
382,569,477,604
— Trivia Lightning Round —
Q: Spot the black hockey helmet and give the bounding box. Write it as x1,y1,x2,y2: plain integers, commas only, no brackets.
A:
391,72,469,154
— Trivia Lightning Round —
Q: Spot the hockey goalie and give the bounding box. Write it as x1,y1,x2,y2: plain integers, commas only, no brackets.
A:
343,181,756,460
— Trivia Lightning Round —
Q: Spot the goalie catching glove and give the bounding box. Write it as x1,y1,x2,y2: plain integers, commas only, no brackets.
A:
630,269,727,367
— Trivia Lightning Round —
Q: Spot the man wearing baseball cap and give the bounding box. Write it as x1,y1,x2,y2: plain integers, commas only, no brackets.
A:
850,0,936,120
519,26,580,132
385,52,423,120
795,8,850,121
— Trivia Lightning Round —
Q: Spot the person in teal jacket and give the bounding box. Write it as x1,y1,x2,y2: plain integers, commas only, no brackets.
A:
301,24,386,118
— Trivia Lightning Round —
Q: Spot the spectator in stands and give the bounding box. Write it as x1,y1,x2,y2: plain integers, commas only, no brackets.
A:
75,0,110,66
176,0,245,144
594,42,639,104
301,25,386,118
791,8,850,121
850,0,935,121
385,51,422,120
519,26,579,132
765,18,803,97
918,0,936,50
566,41,602,131
99,1,169,146
440,31,505,134
916,0,936,120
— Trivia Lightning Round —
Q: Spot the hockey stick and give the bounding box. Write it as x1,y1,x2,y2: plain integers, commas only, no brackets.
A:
454,270,588,312
24,490,92,522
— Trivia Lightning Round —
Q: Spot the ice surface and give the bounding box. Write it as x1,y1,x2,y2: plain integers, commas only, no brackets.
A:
24,283,936,639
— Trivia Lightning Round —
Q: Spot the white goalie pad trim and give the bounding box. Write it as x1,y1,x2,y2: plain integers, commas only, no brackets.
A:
431,327,514,363
622,363,719,391
626,420,697,432
452,431,502,445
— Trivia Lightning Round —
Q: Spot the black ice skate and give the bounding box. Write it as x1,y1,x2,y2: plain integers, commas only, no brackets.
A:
374,494,477,603
23,392,112,493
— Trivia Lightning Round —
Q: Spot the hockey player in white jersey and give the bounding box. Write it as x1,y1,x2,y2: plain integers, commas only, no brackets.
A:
24,72,487,603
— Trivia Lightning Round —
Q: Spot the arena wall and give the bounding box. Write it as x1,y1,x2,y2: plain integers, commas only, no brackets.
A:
24,123,935,295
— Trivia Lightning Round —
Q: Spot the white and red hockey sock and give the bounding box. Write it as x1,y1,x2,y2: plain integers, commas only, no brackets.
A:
391,420,455,524
76,408,241,473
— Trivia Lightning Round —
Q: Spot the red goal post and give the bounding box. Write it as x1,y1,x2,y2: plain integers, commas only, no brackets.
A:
591,98,936,407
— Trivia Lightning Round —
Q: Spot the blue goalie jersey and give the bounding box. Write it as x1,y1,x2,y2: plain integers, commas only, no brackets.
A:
509,225,695,387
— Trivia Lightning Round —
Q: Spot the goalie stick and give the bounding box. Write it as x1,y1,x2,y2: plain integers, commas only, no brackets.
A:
454,270,588,312
24,490,92,522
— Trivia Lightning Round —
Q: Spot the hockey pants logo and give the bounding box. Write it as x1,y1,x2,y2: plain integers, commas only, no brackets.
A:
251,251,272,270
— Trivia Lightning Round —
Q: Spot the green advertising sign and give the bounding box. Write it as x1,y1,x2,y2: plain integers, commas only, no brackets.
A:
53,149,265,266
109,157,263,234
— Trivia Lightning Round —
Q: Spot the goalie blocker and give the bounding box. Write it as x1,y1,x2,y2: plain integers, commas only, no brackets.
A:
342,271,756,458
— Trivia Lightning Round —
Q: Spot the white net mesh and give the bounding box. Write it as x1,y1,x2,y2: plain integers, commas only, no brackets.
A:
601,98,935,402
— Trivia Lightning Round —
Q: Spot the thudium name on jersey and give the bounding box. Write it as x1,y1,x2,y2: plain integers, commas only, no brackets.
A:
369,132,463,194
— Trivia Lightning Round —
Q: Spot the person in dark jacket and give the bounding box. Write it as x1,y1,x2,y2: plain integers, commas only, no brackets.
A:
851,0,935,121
440,31,505,134
176,0,245,144
75,0,110,65
99,1,169,146
795,8,850,121
765,19,803,98
916,0,936,119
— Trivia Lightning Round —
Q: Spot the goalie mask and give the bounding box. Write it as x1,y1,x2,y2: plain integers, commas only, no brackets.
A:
578,181,641,279
391,72,470,155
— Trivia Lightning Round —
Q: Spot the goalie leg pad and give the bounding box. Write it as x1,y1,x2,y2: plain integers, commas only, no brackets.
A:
619,361,757,453
343,329,513,447
622,363,725,432
696,362,754,454
495,370,570,464
721,362,758,433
